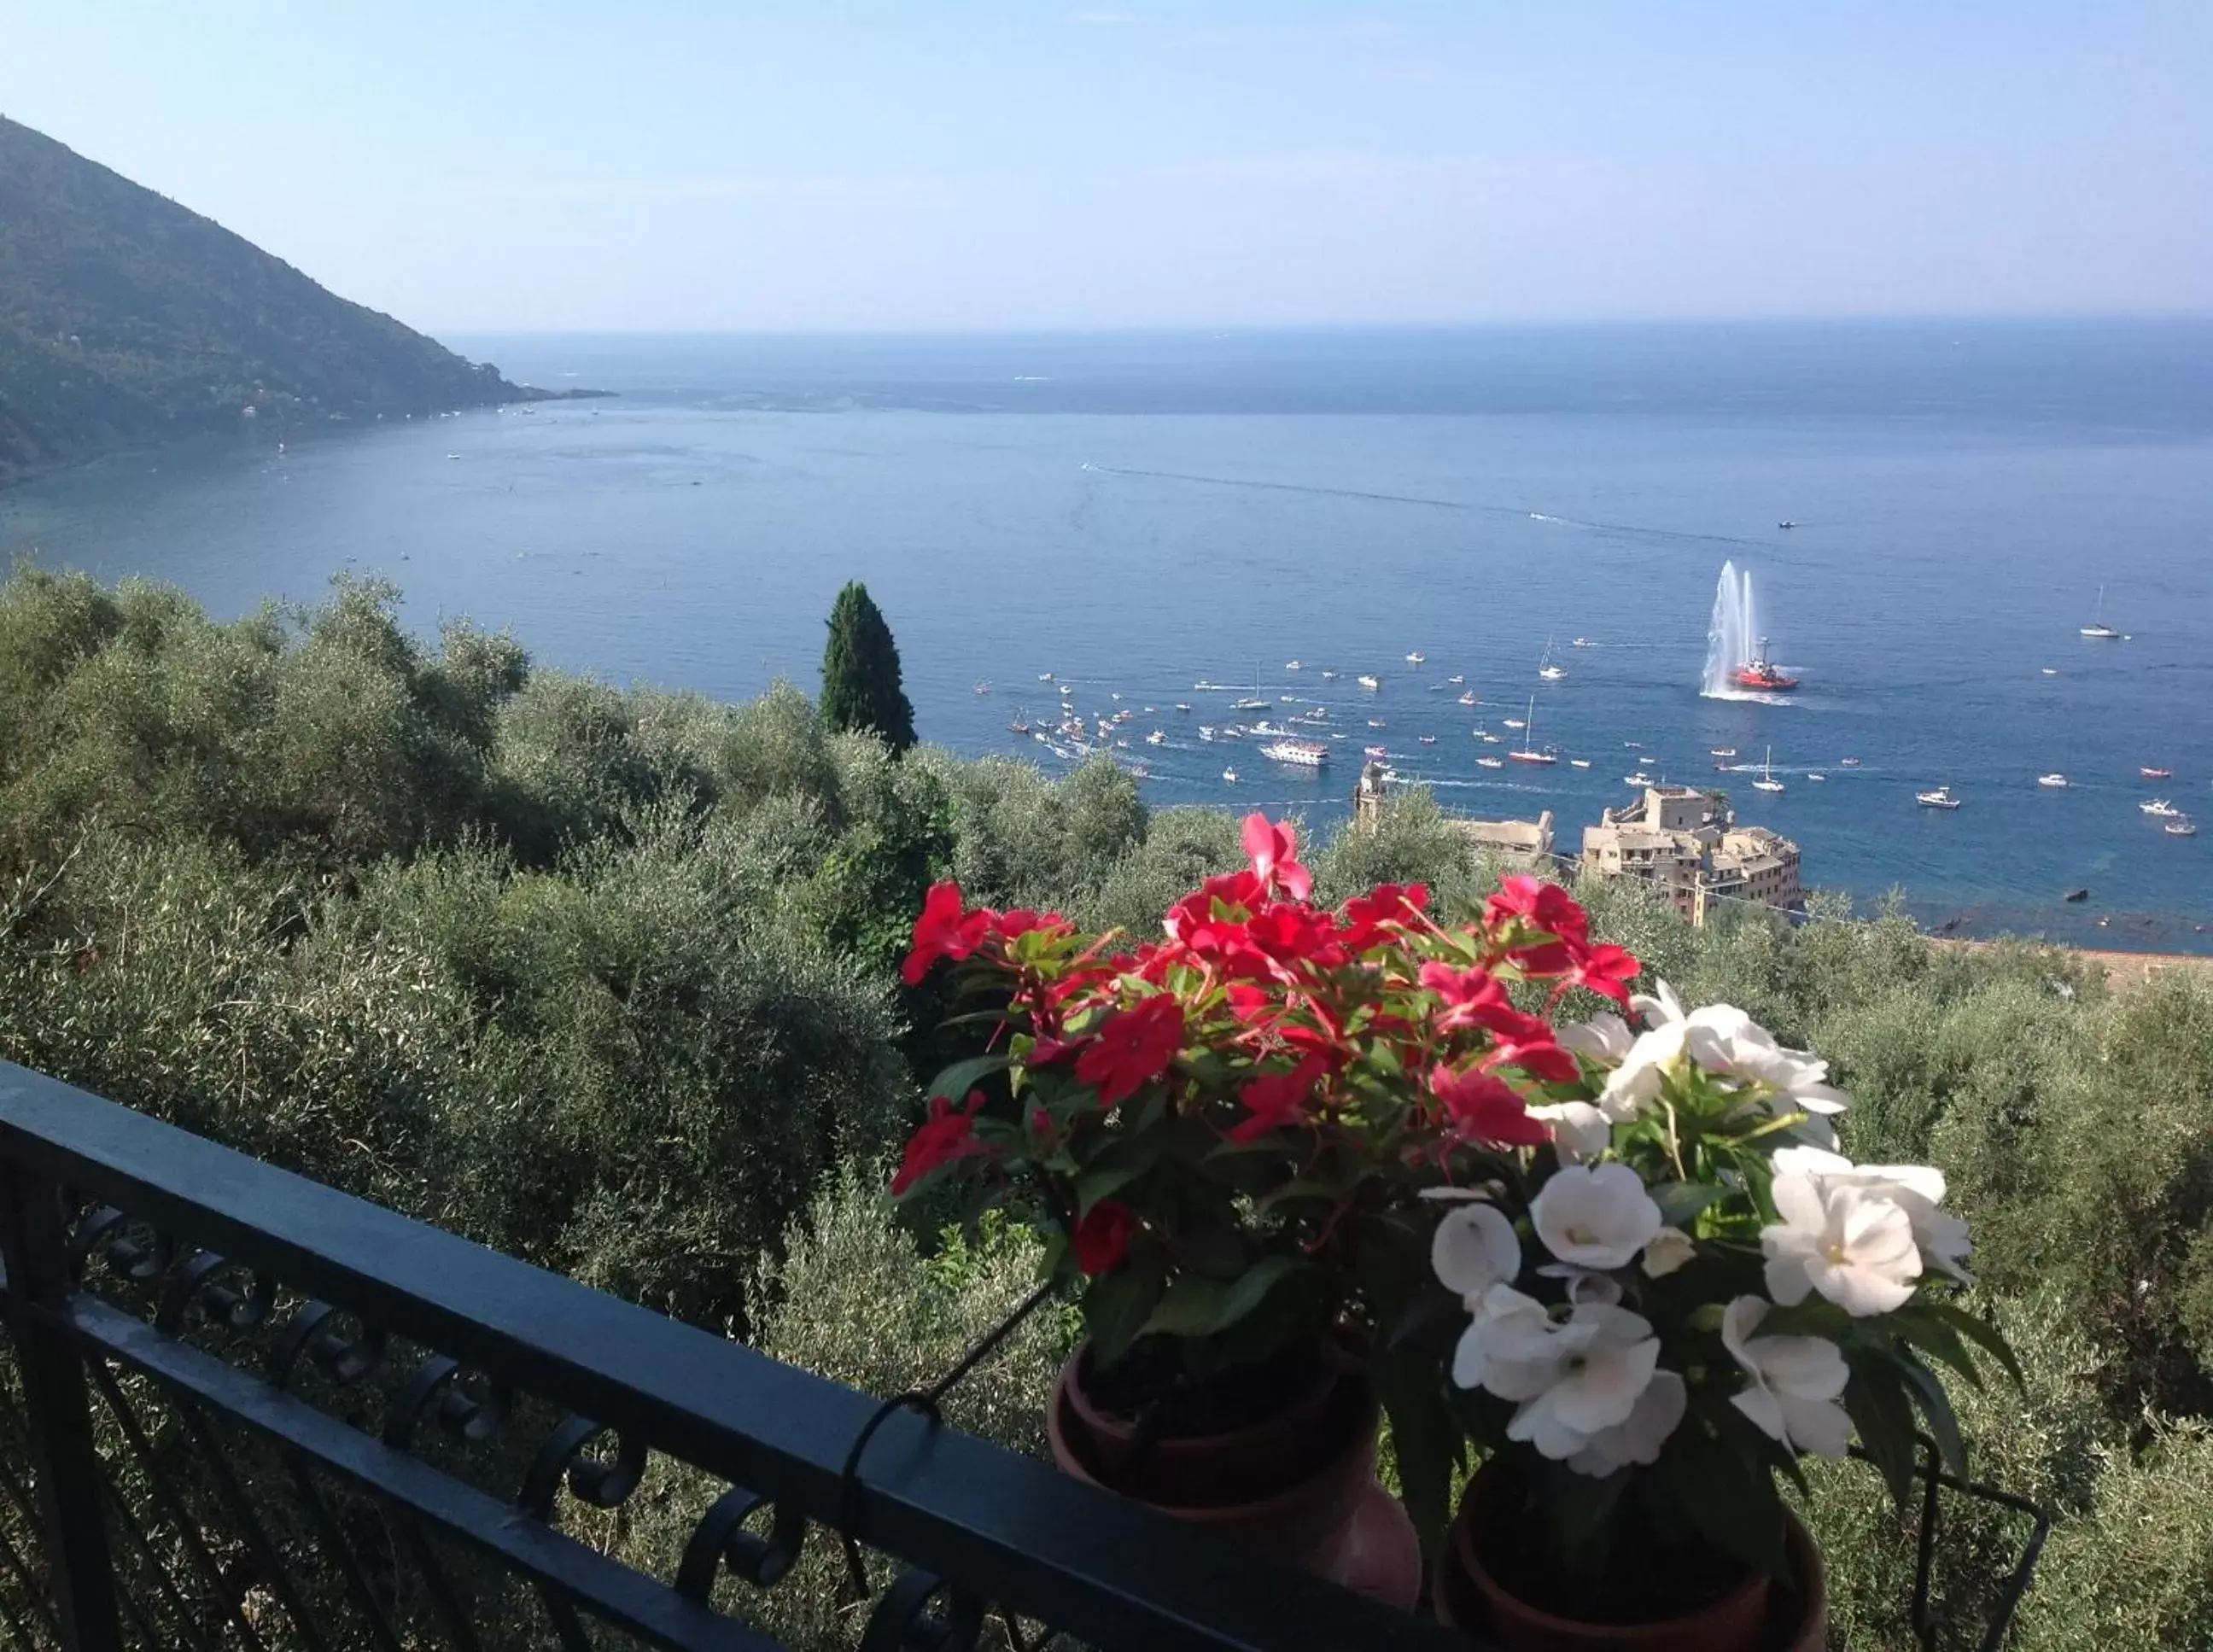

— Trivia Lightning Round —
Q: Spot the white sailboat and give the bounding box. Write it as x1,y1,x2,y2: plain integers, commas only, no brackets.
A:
1752,745,1786,793
2082,584,2121,640
1538,637,1567,681
1507,697,1556,765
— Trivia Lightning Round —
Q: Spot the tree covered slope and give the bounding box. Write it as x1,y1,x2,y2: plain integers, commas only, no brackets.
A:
0,114,537,483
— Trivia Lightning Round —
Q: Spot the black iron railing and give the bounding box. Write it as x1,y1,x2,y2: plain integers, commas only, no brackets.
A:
0,1061,1463,1652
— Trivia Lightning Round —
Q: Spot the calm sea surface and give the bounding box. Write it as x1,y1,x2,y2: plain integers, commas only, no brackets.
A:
5,323,2210,947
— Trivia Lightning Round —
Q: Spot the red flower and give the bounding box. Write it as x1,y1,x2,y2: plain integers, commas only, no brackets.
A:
1246,903,1346,974
1338,883,1429,948
993,908,1070,943
1074,1200,1136,1275
902,882,993,986
890,1091,989,1195
1418,961,1550,1043
1428,1063,1550,1148
1484,875,1590,945
1561,938,1639,1006
1075,995,1185,1106
1482,1037,1582,1085
1241,814,1313,902
1229,1054,1330,1142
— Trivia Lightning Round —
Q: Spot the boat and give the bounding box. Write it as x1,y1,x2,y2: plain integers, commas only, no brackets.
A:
1405,651,1427,664
1624,771,1654,786
1110,692,1123,701
1569,758,1591,768
1260,738,1329,768
1367,717,1387,729
1458,691,1478,705
1504,719,1526,731
1197,726,1216,741
1418,734,1438,745
972,681,993,695
1731,639,1801,692
1174,703,1194,713
1363,744,1389,759
2040,668,2060,677
1710,746,1737,758
1538,637,1567,681
1222,768,1239,784
1778,520,1796,529
1916,786,1963,809
1285,660,1304,670
2168,820,2198,838
1446,674,1465,685
1357,674,1382,691
1752,747,1786,793
1007,715,1032,735
1145,730,1166,745
2082,584,2122,639
1839,757,1861,768
2141,767,2174,780
1039,673,1055,681
1231,697,1270,711
1320,668,1339,680
1807,773,1827,783
2037,773,2070,788
1478,732,1503,744
1571,638,1592,648
1476,756,1505,769
1507,697,1557,766
2140,798,2181,818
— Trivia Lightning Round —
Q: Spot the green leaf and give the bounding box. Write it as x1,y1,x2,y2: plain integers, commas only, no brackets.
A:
1924,1299,2027,1390
1889,1350,1968,1479
1373,1347,1464,1556
1649,1181,1722,1228
1083,1268,1162,1367
1141,1256,1298,1340
1843,1353,1921,1510
1890,1308,1984,1392
1072,1159,1150,1212
924,1053,1010,1101
1648,1407,1789,1579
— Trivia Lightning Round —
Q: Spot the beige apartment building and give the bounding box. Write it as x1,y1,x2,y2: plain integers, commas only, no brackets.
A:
1582,786,1802,922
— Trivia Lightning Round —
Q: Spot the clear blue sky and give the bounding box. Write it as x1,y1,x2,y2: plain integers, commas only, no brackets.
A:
3,2,2207,332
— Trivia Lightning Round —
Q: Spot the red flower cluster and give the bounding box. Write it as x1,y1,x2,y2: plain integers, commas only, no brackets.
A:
892,813,1640,1292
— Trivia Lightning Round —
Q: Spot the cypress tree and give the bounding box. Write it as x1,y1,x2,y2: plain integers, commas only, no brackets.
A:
820,581,917,753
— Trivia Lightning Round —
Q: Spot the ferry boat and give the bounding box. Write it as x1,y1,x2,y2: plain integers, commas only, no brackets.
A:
1507,698,1558,766
2082,584,2121,639
2140,798,2182,818
1916,786,1963,809
2168,820,2198,838
1259,738,1329,768
1357,674,1382,691
1731,639,1800,692
2037,773,2070,789
2140,767,2174,780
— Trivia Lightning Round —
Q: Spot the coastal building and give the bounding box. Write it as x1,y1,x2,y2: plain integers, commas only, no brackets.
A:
1582,786,1802,923
1352,762,1555,867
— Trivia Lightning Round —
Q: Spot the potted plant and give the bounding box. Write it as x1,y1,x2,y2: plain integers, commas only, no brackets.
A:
891,815,1641,1606
1396,982,2017,1651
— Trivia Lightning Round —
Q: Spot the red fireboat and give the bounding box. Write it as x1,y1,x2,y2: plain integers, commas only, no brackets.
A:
1731,638,1800,692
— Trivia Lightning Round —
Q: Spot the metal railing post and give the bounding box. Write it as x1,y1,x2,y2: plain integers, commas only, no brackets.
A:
0,1158,122,1652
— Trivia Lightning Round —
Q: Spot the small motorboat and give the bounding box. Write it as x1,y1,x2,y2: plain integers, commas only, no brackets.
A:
1446,674,1465,685
1039,672,1055,681
1624,771,1655,786
1174,703,1194,712
1285,660,1304,670
1364,744,1389,759
1320,668,1340,680
1145,730,1166,745
1405,651,1427,664
1221,768,1239,784
1778,520,1796,529
1476,756,1504,769
1539,664,1568,682
2168,820,2198,838
1569,758,1592,768
1571,638,1592,648
2141,767,2175,780
1458,691,1478,705
1916,786,1963,809
973,681,993,695
1358,674,1382,691
1839,756,1861,768
1418,734,1438,745
2037,773,2070,789
2040,667,2060,676
1197,726,1216,741
1807,773,1827,783
1504,718,1527,731
2140,798,2182,818
1710,747,1737,758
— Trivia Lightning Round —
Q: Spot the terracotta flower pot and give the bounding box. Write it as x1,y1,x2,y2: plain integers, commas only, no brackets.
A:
1435,1462,1826,1652
1047,1340,1422,1608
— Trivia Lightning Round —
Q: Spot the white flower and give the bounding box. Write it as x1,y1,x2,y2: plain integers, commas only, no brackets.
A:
1771,1147,1973,1285
1614,982,1852,1122
1761,1173,1922,1316
1451,1283,1556,1393
1533,1163,1662,1270
1501,1303,1662,1460
1432,1201,1521,1306
1568,1369,1686,1477
1557,1011,1634,1065
1722,1296,1852,1457
1640,1227,1696,1278
1529,1100,1611,1164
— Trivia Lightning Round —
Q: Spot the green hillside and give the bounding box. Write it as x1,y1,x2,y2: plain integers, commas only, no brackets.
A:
0,115,541,484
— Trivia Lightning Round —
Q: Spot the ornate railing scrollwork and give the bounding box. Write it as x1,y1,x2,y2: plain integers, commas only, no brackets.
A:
861,1568,987,1652
676,1485,807,1597
517,1416,646,1522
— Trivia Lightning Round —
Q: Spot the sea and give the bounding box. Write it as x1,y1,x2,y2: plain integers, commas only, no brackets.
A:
4,321,2210,949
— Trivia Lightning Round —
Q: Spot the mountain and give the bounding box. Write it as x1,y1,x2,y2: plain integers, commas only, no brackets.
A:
0,115,557,485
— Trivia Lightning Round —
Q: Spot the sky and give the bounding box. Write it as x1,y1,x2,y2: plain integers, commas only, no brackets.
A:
2,2,2208,333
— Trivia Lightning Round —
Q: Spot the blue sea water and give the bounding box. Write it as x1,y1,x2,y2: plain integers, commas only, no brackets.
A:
4,322,2210,948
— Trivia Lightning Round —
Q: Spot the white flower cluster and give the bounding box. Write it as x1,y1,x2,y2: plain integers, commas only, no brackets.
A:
1433,984,1974,1476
